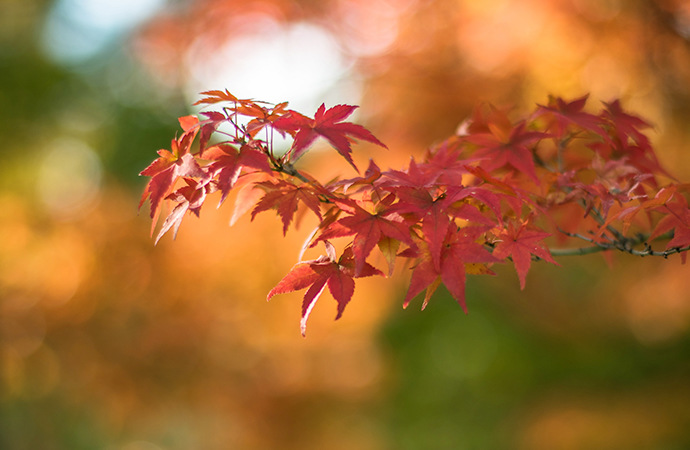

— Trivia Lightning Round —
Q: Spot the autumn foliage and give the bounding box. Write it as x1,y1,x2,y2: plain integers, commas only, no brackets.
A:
140,90,690,335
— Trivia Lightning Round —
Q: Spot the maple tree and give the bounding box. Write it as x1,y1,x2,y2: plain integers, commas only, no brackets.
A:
140,90,690,335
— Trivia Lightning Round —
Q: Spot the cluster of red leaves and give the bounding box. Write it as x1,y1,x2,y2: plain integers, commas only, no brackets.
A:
140,91,690,335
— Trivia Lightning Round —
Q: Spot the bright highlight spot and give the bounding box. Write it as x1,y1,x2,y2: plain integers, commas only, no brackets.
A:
41,0,166,64
335,0,409,57
186,18,354,114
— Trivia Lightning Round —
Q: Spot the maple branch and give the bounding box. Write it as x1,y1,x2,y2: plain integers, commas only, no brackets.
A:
547,245,609,256
576,198,628,242
142,91,690,335
273,160,310,184
548,243,690,258
269,159,338,205
553,228,689,258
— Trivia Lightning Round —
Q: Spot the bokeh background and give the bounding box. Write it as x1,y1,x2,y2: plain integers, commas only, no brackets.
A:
2,0,690,448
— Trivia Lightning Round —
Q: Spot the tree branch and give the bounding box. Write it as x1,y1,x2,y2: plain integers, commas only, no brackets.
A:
550,228,689,258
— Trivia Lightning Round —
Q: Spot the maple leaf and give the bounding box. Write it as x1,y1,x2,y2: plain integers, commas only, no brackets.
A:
601,99,651,149
595,184,676,237
251,179,323,235
457,102,510,136
274,104,388,170
536,94,603,139
267,242,383,335
557,154,653,229
197,110,228,152
403,227,499,311
195,91,288,141
422,203,452,272
228,172,274,226
244,101,290,138
421,139,478,186
465,110,549,184
491,220,558,289
588,140,671,181
381,157,440,190
591,100,673,178
313,197,415,276
444,183,510,226
139,150,206,216
202,142,272,205
154,178,209,244
649,191,690,262
389,179,507,272
139,117,205,220
334,159,384,195
463,165,527,217
384,181,450,272
193,89,247,106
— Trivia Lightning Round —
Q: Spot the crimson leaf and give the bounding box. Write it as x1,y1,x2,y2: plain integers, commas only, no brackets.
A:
267,243,382,335
274,104,388,170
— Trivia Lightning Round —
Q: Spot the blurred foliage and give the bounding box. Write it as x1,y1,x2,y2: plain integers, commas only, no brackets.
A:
381,257,690,449
0,0,188,192
2,0,690,449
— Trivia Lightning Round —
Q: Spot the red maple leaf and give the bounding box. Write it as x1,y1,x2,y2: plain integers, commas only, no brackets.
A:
491,220,558,289
267,242,383,335
384,181,449,272
203,142,272,205
601,99,651,149
593,100,672,178
536,94,603,139
596,185,676,237
389,178,506,273
334,159,383,194
193,89,244,106
243,101,290,138
402,227,499,311
197,110,228,152
382,157,440,190
463,165,527,217
312,197,415,276
251,179,323,235
421,139,479,186
649,191,690,262
465,108,549,184
444,183,509,225
155,178,209,244
139,117,206,225
273,104,388,170
227,172,274,226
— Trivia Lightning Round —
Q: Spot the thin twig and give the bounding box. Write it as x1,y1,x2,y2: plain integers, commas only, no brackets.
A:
551,227,688,258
